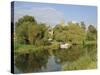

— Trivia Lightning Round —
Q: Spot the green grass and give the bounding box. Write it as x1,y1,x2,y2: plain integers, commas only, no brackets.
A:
14,42,60,54
14,44,45,54
71,40,97,45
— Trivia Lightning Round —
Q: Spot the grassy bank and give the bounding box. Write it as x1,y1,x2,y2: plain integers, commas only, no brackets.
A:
71,40,97,45
14,42,59,54
14,40,96,54
14,44,44,54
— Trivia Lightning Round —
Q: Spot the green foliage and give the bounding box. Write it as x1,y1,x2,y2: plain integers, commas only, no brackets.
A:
15,15,37,44
53,22,86,44
14,15,97,72
16,22,36,44
15,15,36,27
62,44,97,70
15,15,97,59
15,15,97,46
15,15,48,46
14,44,46,54
28,23,39,44
86,25,97,41
88,25,97,33
80,21,86,30
62,55,97,70
66,23,86,44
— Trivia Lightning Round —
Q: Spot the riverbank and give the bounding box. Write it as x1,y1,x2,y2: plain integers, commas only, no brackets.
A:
14,40,96,54
14,42,59,54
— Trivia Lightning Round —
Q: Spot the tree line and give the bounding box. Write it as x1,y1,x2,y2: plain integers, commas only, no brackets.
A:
15,15,97,46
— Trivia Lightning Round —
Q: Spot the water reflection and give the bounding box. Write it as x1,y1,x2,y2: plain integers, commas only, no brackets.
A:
15,50,49,73
15,44,97,73
41,55,61,72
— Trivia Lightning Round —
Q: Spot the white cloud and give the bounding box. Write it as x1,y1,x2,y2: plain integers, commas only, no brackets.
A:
14,7,64,26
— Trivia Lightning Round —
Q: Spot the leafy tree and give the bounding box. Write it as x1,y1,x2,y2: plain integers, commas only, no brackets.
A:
15,15,37,44
15,15,49,46
80,21,86,30
28,23,40,44
53,22,86,44
53,24,65,42
15,15,36,28
16,22,37,44
66,23,85,44
88,25,97,33
86,25,97,41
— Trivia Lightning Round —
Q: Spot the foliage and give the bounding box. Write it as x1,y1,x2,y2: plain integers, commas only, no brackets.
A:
15,16,49,46
53,22,86,44
16,22,36,44
15,15,36,28
62,55,97,70
86,25,97,41
66,22,86,44
80,21,86,30
14,44,46,54
15,15,97,46
62,44,97,70
14,15,97,72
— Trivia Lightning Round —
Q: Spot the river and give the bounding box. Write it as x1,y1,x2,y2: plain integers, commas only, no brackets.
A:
14,44,97,73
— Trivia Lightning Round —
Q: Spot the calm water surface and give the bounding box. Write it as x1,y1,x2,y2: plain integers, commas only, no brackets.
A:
14,44,97,73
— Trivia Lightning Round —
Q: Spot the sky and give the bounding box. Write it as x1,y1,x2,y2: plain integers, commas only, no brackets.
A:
13,1,97,27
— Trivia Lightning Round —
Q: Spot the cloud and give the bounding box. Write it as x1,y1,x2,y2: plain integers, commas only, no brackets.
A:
14,7,64,26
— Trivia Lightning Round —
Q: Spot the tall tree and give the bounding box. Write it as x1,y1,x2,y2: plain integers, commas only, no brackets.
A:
80,21,86,30
15,15,36,28
86,25,97,41
66,23,85,44
15,15,48,45
15,15,37,44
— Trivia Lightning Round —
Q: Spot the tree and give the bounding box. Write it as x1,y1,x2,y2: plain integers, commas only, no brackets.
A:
86,25,97,41
88,25,97,33
53,22,86,44
15,15,49,46
15,15,36,28
16,22,37,44
53,24,66,42
65,23,85,44
28,23,40,45
15,15,38,44
80,21,86,30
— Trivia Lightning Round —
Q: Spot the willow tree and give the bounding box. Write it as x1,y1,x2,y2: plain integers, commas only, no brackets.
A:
53,22,86,44
15,15,48,46
66,22,86,44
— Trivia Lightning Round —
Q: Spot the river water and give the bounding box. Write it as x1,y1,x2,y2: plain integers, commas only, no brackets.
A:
14,44,97,73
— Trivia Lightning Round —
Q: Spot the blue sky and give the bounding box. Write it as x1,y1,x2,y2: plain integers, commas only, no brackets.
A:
14,1,97,27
